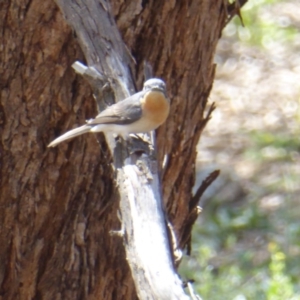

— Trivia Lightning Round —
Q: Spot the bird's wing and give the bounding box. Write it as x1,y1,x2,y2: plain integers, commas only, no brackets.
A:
87,91,144,125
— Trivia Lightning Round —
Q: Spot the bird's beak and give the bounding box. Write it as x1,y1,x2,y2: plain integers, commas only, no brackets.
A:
152,86,165,92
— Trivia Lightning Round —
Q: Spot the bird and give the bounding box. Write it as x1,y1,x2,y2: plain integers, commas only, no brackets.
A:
48,78,170,147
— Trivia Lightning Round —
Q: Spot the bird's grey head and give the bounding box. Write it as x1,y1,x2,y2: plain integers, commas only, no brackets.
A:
143,78,166,94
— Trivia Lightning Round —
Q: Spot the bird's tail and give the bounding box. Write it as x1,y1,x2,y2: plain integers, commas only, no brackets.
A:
48,124,91,147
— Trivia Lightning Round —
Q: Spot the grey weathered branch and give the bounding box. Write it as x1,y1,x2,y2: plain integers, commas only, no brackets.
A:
55,0,189,298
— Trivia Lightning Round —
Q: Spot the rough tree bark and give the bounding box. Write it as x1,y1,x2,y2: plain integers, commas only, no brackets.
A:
0,0,235,299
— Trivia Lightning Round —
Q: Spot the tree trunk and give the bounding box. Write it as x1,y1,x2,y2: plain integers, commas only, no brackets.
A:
0,0,229,299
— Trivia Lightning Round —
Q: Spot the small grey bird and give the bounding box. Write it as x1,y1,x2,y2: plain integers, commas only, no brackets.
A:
48,78,169,147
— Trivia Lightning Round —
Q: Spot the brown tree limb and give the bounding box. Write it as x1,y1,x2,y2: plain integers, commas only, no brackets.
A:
190,170,220,210
0,0,229,298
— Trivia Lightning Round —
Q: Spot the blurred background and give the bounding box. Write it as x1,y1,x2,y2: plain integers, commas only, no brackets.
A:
179,0,300,299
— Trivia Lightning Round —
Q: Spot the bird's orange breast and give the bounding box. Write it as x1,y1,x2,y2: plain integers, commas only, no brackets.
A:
141,91,170,126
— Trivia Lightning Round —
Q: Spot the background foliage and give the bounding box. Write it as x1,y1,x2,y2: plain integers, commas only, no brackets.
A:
179,0,300,299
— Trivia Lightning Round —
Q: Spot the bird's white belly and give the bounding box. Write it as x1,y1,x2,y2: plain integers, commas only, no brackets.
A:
90,118,159,135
